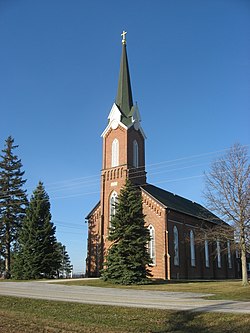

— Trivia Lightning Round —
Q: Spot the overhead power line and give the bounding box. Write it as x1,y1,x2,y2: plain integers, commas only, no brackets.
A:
41,145,250,191
0,146,248,201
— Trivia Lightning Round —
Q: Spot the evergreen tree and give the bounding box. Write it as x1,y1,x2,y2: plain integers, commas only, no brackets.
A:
56,242,73,278
102,179,152,284
12,182,60,279
0,136,27,278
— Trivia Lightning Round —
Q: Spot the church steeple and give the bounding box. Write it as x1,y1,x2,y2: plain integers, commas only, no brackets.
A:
101,31,146,184
115,31,134,126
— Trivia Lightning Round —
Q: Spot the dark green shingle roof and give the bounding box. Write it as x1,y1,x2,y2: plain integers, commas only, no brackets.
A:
85,201,100,220
115,43,134,126
141,184,225,225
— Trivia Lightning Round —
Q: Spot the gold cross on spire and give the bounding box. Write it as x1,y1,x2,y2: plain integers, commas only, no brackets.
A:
121,30,127,45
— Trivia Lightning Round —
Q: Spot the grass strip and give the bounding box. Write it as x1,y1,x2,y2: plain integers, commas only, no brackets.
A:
0,295,249,333
56,279,250,301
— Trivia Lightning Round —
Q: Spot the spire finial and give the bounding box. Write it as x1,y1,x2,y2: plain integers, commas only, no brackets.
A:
121,30,127,45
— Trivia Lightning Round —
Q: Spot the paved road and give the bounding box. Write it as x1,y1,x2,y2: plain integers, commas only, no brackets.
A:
0,281,249,314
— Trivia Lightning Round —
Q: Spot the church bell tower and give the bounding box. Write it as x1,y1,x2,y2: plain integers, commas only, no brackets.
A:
100,31,147,253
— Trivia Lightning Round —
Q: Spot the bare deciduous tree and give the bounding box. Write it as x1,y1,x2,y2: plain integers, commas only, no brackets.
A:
204,143,249,286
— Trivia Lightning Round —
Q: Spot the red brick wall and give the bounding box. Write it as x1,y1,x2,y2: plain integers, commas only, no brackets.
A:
102,125,127,169
102,125,146,180
142,191,167,279
86,204,101,277
127,127,145,168
167,211,235,280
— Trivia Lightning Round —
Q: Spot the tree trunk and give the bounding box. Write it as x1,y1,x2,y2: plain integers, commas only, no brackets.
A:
5,229,11,279
240,234,249,286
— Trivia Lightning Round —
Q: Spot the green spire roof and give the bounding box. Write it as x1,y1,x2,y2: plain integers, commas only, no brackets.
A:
115,39,134,126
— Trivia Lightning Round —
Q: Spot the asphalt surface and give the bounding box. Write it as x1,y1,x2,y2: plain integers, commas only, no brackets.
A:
0,281,250,314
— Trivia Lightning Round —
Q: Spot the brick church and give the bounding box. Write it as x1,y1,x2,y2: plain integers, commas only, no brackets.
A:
86,32,235,280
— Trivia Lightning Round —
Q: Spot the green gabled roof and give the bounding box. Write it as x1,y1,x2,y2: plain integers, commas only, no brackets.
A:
141,184,226,225
115,43,134,126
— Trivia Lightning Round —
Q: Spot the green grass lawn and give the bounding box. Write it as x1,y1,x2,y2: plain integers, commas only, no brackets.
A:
0,295,249,333
57,278,250,301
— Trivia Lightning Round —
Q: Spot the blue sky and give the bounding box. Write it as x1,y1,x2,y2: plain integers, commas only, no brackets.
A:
0,0,249,274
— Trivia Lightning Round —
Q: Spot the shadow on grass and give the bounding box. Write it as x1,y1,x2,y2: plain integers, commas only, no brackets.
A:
151,278,241,285
161,311,207,333
152,307,250,333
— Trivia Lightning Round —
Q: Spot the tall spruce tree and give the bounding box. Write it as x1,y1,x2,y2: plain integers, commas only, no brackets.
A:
56,242,73,278
12,182,60,279
0,136,27,278
102,179,152,284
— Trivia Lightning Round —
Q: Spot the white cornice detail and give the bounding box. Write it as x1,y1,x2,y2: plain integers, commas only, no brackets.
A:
101,103,127,137
129,103,147,139
101,103,147,139
108,103,122,123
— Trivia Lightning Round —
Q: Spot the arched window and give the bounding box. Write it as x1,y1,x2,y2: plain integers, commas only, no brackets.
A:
109,192,118,228
148,225,156,265
217,240,221,268
111,139,119,167
173,226,179,266
204,238,209,268
190,230,195,267
227,240,232,269
133,140,139,167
